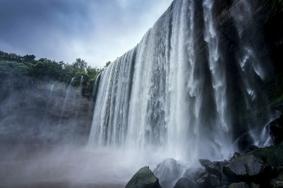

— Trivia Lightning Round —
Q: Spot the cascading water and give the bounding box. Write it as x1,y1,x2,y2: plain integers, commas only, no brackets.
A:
89,0,271,164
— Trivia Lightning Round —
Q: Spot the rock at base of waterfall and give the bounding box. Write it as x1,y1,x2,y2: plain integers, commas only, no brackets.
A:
183,167,205,182
228,182,251,188
173,178,198,188
153,159,184,188
199,159,228,177
130,145,283,188
271,172,283,187
125,167,161,188
223,155,266,178
175,145,283,188
269,113,283,145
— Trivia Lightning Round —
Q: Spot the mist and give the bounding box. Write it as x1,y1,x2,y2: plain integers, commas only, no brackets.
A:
0,70,172,188
0,147,132,187
0,72,100,187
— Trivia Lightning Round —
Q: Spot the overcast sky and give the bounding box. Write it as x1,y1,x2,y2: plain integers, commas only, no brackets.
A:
0,0,173,67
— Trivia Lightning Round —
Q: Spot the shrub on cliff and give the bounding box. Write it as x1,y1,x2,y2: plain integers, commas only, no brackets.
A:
0,50,102,98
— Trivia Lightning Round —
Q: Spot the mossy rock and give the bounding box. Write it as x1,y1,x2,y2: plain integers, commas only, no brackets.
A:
126,167,161,188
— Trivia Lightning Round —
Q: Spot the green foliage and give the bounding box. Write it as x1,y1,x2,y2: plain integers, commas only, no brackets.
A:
0,50,102,98
73,58,87,70
30,59,65,80
23,55,36,62
0,60,29,76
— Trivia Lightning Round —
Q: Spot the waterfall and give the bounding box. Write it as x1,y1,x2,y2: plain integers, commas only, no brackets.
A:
59,77,75,122
89,0,271,164
202,0,233,158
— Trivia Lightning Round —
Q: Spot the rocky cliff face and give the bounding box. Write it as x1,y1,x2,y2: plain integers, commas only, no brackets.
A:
89,0,278,163
124,1,283,187
0,63,94,148
257,0,283,104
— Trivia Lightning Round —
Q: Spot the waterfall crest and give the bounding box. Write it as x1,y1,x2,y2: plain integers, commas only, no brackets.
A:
89,0,271,163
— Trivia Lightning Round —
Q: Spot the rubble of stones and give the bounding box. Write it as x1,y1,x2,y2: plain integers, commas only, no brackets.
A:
126,114,283,188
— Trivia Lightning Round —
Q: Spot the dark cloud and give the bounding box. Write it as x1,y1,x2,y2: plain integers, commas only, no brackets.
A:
0,0,173,67
0,0,91,38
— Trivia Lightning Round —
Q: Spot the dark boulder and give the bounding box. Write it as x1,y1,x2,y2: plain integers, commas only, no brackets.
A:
271,172,283,187
195,172,221,188
223,154,266,180
183,167,205,182
126,166,161,188
228,182,260,188
228,182,249,188
153,159,184,188
224,145,283,186
173,177,198,188
180,145,283,187
199,159,228,177
198,159,230,187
